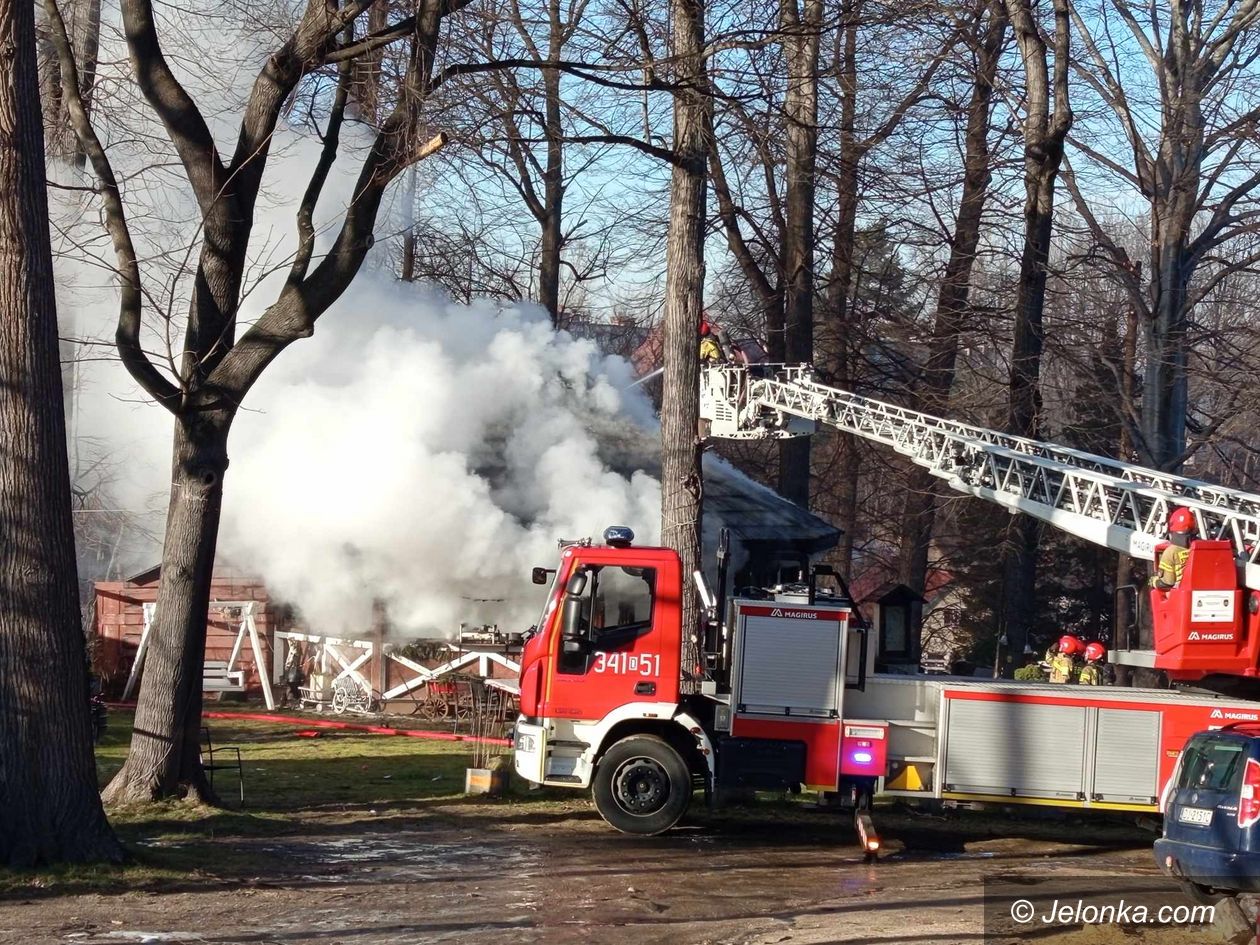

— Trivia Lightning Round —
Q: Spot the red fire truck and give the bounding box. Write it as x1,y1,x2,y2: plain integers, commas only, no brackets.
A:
512,528,1260,835
511,365,1260,835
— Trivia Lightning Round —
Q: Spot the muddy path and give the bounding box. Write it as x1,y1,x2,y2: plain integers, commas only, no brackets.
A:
0,807,1233,945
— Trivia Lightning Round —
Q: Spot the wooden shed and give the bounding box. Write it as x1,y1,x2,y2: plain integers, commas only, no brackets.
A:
92,564,287,699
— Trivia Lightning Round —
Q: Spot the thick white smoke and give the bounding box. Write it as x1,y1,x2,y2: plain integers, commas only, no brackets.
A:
222,292,661,636
53,2,663,637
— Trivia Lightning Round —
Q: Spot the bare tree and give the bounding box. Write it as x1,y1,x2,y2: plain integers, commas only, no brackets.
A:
997,0,1072,668
45,0,458,803
897,0,1009,594
0,0,122,864
819,2,957,571
1065,0,1260,470
661,0,706,686
704,0,821,505
450,0,593,323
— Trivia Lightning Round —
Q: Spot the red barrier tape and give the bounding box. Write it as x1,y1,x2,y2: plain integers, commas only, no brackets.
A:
200,710,511,745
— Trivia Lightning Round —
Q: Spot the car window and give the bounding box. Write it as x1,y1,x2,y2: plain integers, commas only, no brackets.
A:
1177,736,1248,793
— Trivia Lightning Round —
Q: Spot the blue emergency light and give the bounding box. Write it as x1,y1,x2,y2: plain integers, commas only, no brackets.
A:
603,526,635,547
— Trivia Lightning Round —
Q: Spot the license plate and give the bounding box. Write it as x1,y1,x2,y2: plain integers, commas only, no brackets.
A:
1179,806,1214,825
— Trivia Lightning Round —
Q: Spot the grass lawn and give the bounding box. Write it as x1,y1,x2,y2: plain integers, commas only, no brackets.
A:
1,709,574,897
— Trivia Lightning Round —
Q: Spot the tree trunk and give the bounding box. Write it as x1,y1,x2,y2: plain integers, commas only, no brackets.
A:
0,0,123,864
1001,168,1057,672
101,412,232,804
400,164,417,282
897,0,1007,592
349,0,387,124
538,62,563,325
822,3,861,572
538,0,565,326
1137,4,1201,472
777,0,822,508
70,0,100,170
661,0,706,691
1114,291,1141,656
998,0,1071,671
1143,189,1195,469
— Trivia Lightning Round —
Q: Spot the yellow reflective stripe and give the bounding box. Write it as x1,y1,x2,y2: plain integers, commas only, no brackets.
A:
941,793,1158,812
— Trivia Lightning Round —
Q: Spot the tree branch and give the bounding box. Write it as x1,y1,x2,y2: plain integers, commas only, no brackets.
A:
432,57,675,94
325,15,417,64
119,0,227,212
289,28,354,286
43,0,181,410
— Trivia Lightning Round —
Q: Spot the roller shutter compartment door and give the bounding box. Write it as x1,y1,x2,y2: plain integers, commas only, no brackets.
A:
944,699,1087,799
737,616,840,717
1092,709,1159,804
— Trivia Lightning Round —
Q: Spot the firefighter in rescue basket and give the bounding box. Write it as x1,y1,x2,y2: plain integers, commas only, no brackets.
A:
699,320,727,364
1152,507,1195,591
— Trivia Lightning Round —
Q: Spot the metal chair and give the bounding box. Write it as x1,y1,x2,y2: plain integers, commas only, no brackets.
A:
200,726,245,807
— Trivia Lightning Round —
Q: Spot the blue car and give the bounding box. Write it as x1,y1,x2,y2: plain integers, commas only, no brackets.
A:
1156,723,1260,903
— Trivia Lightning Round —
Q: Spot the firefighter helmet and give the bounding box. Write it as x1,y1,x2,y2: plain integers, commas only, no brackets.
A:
700,319,712,336
1084,641,1106,663
1169,507,1195,535
1058,635,1085,656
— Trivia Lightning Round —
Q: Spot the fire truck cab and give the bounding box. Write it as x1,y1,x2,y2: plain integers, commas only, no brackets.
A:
513,527,882,834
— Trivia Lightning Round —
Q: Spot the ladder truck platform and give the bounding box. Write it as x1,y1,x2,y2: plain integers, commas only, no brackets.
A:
700,363,1260,683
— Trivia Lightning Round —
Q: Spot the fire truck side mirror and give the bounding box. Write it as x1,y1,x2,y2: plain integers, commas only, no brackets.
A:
531,567,553,585
561,571,589,646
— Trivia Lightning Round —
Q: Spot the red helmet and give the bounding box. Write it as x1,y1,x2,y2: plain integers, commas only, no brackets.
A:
1058,635,1085,656
699,320,712,336
1084,641,1106,663
1169,507,1195,535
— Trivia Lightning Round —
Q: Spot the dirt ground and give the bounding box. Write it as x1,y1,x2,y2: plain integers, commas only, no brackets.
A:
1,805,1247,945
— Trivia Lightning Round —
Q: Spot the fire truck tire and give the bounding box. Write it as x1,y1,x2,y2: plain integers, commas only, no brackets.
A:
593,735,691,835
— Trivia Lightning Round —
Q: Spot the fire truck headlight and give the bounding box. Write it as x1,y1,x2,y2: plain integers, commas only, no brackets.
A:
851,751,872,765
515,732,536,754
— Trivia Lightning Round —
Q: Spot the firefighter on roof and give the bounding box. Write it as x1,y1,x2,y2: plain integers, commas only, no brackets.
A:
1153,507,1195,590
1047,635,1084,684
699,319,726,363
1078,642,1107,685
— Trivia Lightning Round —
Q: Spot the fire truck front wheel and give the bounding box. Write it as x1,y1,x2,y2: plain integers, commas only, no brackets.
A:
593,735,691,835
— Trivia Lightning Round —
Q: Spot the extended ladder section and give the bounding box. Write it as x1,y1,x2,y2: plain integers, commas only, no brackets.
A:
700,364,1260,593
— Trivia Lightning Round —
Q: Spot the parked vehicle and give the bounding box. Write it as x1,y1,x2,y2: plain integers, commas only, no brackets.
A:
1156,723,1260,903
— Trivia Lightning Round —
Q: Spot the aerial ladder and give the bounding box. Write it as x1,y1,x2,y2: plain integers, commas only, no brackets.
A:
699,363,1260,683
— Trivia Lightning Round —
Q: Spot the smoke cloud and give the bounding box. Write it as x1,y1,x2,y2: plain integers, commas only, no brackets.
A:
222,293,662,636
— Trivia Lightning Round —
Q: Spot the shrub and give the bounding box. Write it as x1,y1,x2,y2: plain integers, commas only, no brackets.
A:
1014,664,1046,682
